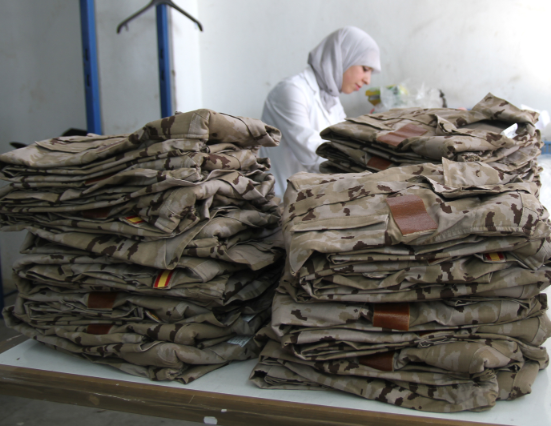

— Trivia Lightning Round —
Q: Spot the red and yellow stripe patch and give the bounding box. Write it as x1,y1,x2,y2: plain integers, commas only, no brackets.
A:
483,252,505,262
125,216,144,224
154,270,174,289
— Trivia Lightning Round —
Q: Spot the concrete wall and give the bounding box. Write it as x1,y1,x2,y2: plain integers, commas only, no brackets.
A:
196,0,551,119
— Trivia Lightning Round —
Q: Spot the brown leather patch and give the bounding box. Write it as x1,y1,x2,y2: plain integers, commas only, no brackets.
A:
81,207,112,219
366,156,392,171
85,173,116,185
386,195,438,235
87,324,113,335
359,351,395,371
373,303,410,331
87,292,118,309
377,123,428,147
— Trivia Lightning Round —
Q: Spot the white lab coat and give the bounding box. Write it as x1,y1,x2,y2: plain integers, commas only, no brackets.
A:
260,65,346,198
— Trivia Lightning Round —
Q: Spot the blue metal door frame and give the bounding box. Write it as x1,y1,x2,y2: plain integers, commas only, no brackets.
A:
79,1,173,129
79,0,102,134
156,4,173,118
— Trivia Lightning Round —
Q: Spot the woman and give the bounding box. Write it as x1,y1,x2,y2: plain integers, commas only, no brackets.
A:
260,26,381,198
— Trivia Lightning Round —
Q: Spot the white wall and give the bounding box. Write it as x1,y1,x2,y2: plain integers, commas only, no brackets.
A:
95,0,161,134
195,0,551,119
171,0,203,113
0,0,86,288
0,1,86,147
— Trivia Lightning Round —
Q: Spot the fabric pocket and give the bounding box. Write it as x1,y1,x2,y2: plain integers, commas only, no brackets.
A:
287,214,389,275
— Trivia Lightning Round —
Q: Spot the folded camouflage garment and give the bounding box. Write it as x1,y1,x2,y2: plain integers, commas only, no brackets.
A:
0,109,280,171
0,109,282,239
276,313,551,361
282,166,549,272
250,154,550,412
1,109,286,385
316,93,542,178
5,305,263,384
270,293,549,335
250,339,543,412
4,248,281,383
14,260,282,309
0,169,280,237
9,281,273,332
16,224,282,271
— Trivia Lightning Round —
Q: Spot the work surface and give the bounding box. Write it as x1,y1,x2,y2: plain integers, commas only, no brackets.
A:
0,337,549,426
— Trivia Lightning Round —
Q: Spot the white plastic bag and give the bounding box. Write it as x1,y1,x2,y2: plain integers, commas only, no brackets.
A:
367,80,446,112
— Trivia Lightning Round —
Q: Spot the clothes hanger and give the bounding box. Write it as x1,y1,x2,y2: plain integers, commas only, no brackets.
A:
116,0,203,34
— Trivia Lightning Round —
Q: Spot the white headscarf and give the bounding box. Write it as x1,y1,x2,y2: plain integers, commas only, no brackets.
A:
308,26,381,111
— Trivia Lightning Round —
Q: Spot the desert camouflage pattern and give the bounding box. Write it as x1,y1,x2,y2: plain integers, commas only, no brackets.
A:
13,254,282,309
250,104,550,412
316,93,542,184
270,293,549,335
281,165,550,276
250,339,542,412
0,109,282,240
5,306,261,384
0,109,280,169
1,109,285,384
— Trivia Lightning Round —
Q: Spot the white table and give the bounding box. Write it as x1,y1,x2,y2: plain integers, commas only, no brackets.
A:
0,336,549,426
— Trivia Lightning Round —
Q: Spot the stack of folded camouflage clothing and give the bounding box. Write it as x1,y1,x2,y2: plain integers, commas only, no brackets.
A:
316,93,542,193
250,161,551,412
0,109,286,383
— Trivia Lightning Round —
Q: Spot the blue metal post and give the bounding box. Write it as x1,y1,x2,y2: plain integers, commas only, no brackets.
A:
156,4,173,118
79,0,102,134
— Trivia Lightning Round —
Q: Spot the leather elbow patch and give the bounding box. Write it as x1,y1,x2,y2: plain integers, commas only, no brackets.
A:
386,195,438,235
373,303,410,331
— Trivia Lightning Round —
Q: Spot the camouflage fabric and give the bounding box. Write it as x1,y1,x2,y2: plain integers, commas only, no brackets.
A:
9,281,272,333
250,339,542,412
16,224,282,271
0,109,282,242
4,306,261,384
0,142,268,185
250,137,550,411
0,109,280,170
1,109,285,385
271,293,549,335
279,315,550,361
14,258,282,309
316,93,542,180
281,167,550,277
0,169,280,237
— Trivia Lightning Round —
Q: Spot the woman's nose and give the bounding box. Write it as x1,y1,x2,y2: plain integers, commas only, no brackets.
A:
363,73,371,85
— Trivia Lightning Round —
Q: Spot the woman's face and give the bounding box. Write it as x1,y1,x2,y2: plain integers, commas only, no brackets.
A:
342,66,372,94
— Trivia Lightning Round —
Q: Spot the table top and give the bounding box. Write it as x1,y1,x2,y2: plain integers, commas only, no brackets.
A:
0,336,549,426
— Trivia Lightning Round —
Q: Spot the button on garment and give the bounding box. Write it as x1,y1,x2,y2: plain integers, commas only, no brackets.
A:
260,65,346,197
